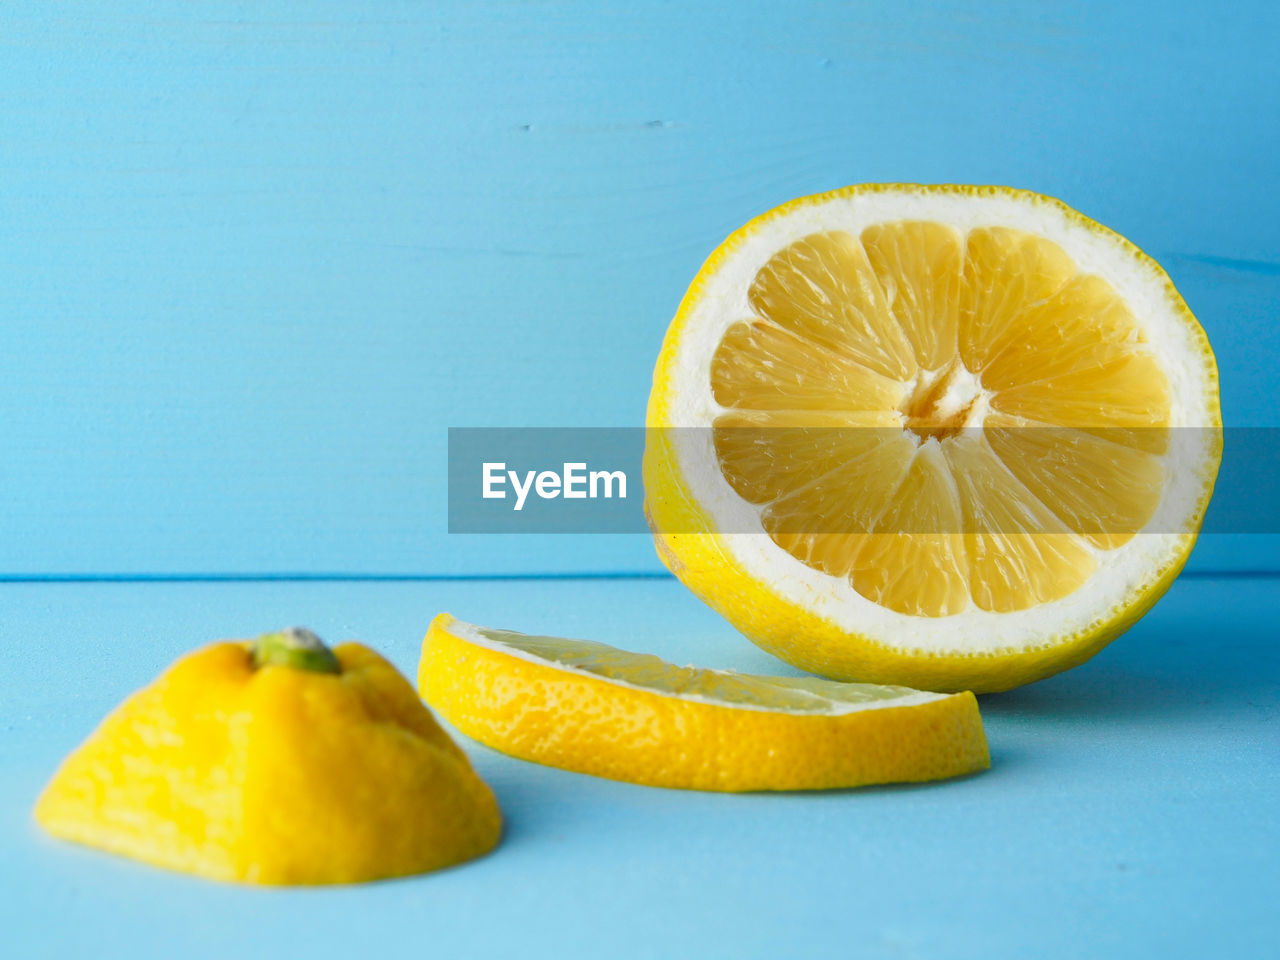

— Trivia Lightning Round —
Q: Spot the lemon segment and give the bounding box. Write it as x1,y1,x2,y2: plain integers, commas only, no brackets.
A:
862,220,963,370
645,184,1221,691
749,231,917,381
419,614,990,793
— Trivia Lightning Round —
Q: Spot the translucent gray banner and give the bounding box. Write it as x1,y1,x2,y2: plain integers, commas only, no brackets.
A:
447,427,1259,534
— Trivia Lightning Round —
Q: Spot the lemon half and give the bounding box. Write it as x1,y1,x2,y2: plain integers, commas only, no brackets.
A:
644,184,1221,693
420,614,989,792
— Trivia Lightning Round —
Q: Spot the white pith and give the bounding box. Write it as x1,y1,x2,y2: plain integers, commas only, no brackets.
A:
659,187,1220,656
445,617,950,714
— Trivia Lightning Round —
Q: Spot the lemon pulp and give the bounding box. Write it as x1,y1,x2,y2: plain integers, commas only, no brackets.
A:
474,626,930,711
710,223,1171,617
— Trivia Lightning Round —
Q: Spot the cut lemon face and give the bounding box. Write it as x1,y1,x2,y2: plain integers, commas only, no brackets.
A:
419,614,989,792
644,184,1221,693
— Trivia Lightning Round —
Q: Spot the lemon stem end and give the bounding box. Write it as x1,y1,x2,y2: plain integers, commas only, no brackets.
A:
251,627,341,674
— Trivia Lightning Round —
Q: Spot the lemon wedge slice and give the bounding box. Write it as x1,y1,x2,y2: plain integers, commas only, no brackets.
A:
419,613,989,792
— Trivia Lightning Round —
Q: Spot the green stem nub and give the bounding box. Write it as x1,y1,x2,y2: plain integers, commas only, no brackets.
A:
251,627,341,674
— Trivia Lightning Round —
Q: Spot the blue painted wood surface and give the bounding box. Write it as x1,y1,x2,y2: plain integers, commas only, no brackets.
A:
1,1,1277,576
4,575,1277,958
4,7,1277,954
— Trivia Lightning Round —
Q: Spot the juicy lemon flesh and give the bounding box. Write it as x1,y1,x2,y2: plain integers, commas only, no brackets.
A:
475,627,926,712
711,223,1171,617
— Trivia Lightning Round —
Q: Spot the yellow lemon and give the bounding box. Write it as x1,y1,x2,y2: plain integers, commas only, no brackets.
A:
644,184,1221,693
419,613,989,792
35,628,501,885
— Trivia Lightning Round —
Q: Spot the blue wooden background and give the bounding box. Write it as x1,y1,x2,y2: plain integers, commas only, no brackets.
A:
4,6,1278,959
2,0,1277,577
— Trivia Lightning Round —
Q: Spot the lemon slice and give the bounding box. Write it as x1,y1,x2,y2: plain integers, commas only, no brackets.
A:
419,613,989,792
644,184,1221,693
